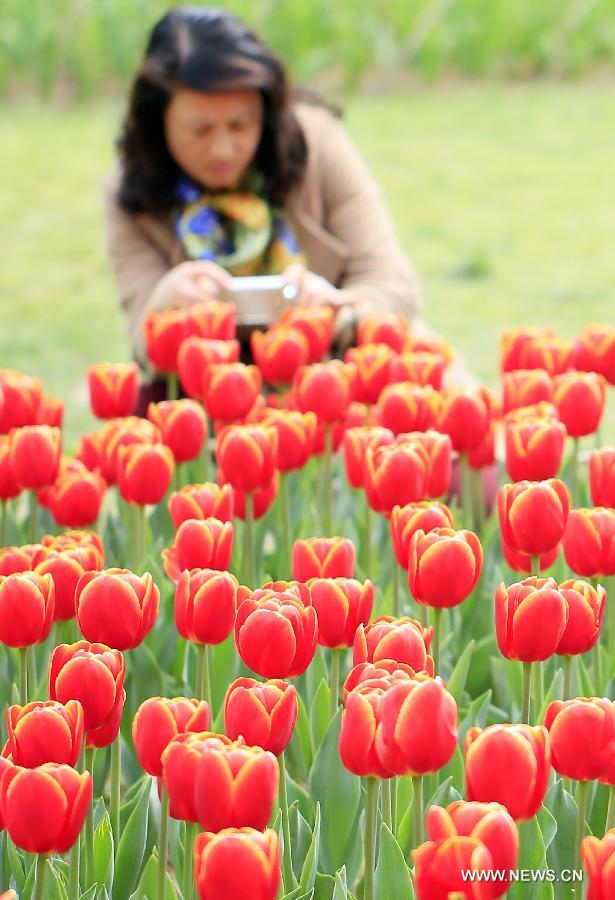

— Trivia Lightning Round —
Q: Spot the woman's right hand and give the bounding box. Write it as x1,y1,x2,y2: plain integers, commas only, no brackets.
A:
147,260,233,313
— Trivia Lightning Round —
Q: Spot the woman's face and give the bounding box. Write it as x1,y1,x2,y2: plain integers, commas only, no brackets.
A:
164,89,263,190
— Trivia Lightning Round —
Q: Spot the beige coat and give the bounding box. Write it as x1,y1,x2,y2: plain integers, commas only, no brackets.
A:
103,102,422,367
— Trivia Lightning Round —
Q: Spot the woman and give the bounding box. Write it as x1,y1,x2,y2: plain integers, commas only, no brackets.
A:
104,6,420,382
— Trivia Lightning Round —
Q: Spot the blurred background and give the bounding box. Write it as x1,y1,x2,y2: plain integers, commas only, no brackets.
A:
1,0,614,444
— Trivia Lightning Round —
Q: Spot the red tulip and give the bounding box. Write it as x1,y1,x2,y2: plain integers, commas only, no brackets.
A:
235,582,317,678
377,382,438,435
0,369,42,432
502,369,553,414
36,393,64,428
553,371,607,437
292,536,355,581
34,542,103,621
500,538,558,575
563,508,615,577
163,518,234,582
259,409,316,472
193,828,280,900
408,527,483,609
145,303,234,374
343,426,394,488
544,697,615,781
132,697,211,776
465,724,550,820
178,336,240,399
344,342,395,404
581,829,615,900
195,739,279,832
468,420,496,470
100,416,162,484
389,351,446,389
278,306,334,362
117,441,174,505
495,576,568,662
437,387,491,453
215,423,277,494
9,425,61,490
357,312,409,353
573,323,615,384
500,327,555,373
339,681,393,778
590,448,615,508
364,439,429,514
556,578,606,655
224,678,298,756
413,800,519,899
49,641,126,749
390,501,454,568
251,326,310,385
216,469,279,521
87,363,138,419
0,572,54,647
293,360,356,423
342,659,419,697
518,335,573,375
353,616,434,674
308,577,373,647
408,430,453,498
168,482,234,529
4,700,84,768
498,479,570,556
75,569,159,650
75,429,105,473
42,530,104,557
505,400,560,424
202,363,261,422
0,436,20,500
505,417,566,482
175,569,246,645
0,545,39,576
47,465,106,528
161,731,231,822
148,399,207,463
0,763,92,853
404,332,453,365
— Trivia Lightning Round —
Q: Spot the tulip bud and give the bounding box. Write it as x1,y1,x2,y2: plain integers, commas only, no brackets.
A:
216,469,279,521
278,306,334,362
75,569,159,650
202,363,261,422
344,342,395,405
193,828,281,900
353,616,434,674
163,518,234,582
589,448,615,509
0,545,41,576
519,335,573,375
500,327,555,373
465,724,550,820
47,465,106,529
132,697,211,776
408,527,483,609
100,416,161,484
544,697,615,781
390,501,454,568
175,569,246,645
162,731,231,822
343,426,394,488
504,417,566,482
308,577,374,648
342,660,418,697
9,425,61,490
147,399,207,463
259,409,316,472
251,326,310,385
0,436,20,500
502,369,553,414
293,360,356,423
87,363,138,419
377,382,439,435
364,439,429,514
36,394,64,428
168,482,234,529
117,441,174,505
389,351,446,389
498,479,570,557
215,423,277,494
553,371,607,437
235,582,317,678
339,682,393,778
5,700,84,768
408,431,453,498
437,387,492,453
556,578,606,655
34,543,103,621
0,369,43,432
178,336,240,399
0,572,54,647
357,312,409,353
581,830,615,900
563,507,615,580
224,678,298,756
292,536,356,581
572,323,615,384
495,576,568,662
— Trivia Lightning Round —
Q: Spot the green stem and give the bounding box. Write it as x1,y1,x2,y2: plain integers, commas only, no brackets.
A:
432,607,443,673
29,490,37,543
521,661,532,724
532,555,541,578
329,648,341,719
608,575,615,666
182,822,197,900
0,499,7,546
532,661,544,722
392,555,400,618
460,452,472,531
606,785,615,832
576,780,588,864
391,776,398,835
34,855,48,900
245,492,256,586
470,467,485,535
18,647,28,703
571,437,580,509
111,735,121,850
133,502,146,571
27,644,37,700
195,642,205,699
157,782,170,900
173,462,181,493
324,425,333,535
563,655,573,700
167,372,178,402
69,835,80,899
364,778,380,900
365,498,372,582
85,747,95,888
279,751,295,893
201,418,211,484
203,644,212,710
280,472,292,577
382,778,392,830
412,775,424,847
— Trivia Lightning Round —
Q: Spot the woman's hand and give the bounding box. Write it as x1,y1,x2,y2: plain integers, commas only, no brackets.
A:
147,260,233,313
283,264,354,309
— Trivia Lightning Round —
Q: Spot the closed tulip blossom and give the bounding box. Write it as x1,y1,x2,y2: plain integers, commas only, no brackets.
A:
195,739,279,832
168,482,234,529
573,323,615,383
251,326,310,385
260,409,316,472
34,544,103,622
391,501,454,569
544,697,615,781
358,312,409,353
193,828,280,900
0,572,54,647
215,423,277,494
581,830,615,900
342,659,420,697
49,641,126,749
147,399,207,463
0,436,20,500
553,371,607,437
343,426,394,488
465,724,550,820
344,342,395,405
202,363,261,422
46,465,106,528
224,678,298,757
0,763,92,854
413,801,519,900
216,469,279,521
293,360,356,423
235,582,317,679
9,425,61,490
178,336,240,399
589,448,615,509
408,430,453,498
292,536,355,581
75,569,159,650
175,569,247,645
498,479,570,558
353,616,434,674
339,680,395,778
36,393,64,428
505,418,566,482
563,508,615,579
437,387,492,453
162,731,231,822
4,700,84,768
502,369,554,414
100,416,161,484
377,382,439,436
308,577,374,648
0,545,41,577
556,579,606,656
278,305,334,362
495,577,568,662
0,369,43,431
500,327,555,373
87,362,138,419
518,335,573,375
162,518,234,582
117,441,174,505
132,697,211,777
364,440,429,514
389,350,446,389
408,527,483,609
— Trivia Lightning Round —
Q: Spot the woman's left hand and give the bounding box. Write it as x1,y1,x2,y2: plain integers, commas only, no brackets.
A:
283,264,354,309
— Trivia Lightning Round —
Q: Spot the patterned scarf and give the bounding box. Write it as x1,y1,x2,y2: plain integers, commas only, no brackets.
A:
174,174,304,275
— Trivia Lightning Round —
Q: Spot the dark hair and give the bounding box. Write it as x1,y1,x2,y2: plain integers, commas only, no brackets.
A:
117,6,308,213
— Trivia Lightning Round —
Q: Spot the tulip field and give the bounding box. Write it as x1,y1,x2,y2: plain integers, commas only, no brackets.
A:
0,309,614,900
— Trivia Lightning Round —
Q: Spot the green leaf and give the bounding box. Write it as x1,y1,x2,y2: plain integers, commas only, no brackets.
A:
544,779,578,898
309,679,331,755
332,866,348,900
538,669,564,724
437,744,465,797
375,823,415,900
93,810,114,893
290,803,314,881
113,776,151,900
510,817,553,900
7,838,26,894
287,692,312,781
446,639,475,699
458,689,492,745
308,708,361,876
299,801,321,892
78,888,98,900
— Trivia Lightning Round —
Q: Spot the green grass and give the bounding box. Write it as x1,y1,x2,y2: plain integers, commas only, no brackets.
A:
1,84,614,447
